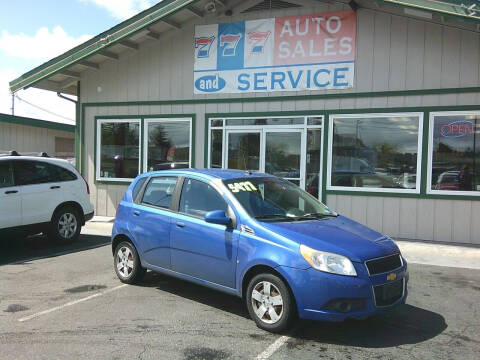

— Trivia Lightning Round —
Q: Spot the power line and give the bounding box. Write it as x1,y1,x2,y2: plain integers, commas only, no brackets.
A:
14,95,75,123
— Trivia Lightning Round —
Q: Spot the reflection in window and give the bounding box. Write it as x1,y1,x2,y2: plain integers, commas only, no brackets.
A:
306,129,322,198
210,129,223,169
431,114,480,192
265,132,301,179
331,114,420,190
147,121,190,171
228,132,260,171
225,118,304,126
180,179,227,218
142,176,177,208
100,121,139,179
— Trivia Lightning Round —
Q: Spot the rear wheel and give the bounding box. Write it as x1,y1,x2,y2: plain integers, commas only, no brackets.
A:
246,273,295,333
48,206,81,243
114,241,145,284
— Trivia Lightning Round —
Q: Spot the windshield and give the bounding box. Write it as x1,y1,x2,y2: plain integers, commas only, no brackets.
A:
223,177,335,222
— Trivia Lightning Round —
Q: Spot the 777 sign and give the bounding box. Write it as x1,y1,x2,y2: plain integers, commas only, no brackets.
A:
219,33,242,56
194,36,215,58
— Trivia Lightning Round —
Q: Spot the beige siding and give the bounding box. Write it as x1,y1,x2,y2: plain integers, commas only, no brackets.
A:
326,195,480,245
0,122,74,156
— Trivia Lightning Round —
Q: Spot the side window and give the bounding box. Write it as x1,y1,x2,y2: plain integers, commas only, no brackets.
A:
13,161,57,185
0,161,14,188
142,176,177,209
179,178,228,218
132,177,147,202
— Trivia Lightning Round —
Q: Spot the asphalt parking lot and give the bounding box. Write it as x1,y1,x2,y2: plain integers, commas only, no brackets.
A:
1,226,479,360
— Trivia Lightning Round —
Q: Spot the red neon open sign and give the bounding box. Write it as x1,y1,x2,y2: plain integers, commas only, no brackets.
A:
440,120,475,138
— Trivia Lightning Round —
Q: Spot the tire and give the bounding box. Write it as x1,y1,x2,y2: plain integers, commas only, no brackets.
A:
48,206,81,243
114,241,146,284
246,273,295,333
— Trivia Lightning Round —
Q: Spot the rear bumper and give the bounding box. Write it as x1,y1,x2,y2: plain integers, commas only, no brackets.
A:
278,259,408,322
84,211,94,223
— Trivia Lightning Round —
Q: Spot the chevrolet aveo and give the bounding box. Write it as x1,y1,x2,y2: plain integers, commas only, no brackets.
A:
112,169,408,332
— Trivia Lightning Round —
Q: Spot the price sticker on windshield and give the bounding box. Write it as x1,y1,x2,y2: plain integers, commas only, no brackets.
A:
228,181,258,193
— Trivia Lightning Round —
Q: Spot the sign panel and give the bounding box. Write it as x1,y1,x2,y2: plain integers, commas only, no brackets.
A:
194,11,356,94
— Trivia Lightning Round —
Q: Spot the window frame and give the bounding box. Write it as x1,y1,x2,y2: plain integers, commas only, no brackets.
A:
326,112,424,194
143,117,193,173
427,110,480,197
96,118,141,183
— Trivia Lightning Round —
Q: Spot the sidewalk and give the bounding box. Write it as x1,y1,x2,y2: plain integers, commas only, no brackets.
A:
84,217,480,270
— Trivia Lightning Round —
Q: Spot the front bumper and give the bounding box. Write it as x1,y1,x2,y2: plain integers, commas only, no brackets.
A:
278,259,408,322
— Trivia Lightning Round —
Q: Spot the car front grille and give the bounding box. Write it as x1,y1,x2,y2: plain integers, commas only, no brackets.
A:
373,279,404,307
365,254,402,275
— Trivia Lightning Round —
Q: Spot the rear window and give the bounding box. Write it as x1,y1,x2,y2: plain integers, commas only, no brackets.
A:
13,160,77,185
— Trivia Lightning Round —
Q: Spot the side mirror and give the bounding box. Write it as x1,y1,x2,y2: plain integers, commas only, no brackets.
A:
204,210,231,226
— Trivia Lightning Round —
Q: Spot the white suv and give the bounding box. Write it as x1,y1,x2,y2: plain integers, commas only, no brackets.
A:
0,153,94,242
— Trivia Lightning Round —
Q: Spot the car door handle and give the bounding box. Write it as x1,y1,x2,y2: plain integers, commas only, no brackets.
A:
50,186,61,189
5,190,18,194
176,222,185,228
133,211,140,216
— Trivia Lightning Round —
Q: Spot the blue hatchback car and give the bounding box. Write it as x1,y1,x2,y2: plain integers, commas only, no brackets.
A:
112,169,408,332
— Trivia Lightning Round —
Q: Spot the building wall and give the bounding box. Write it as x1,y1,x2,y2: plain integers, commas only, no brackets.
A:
0,122,74,157
80,4,480,243
327,195,480,245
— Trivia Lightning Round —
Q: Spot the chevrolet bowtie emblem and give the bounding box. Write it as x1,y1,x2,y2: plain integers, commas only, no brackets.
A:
387,273,397,281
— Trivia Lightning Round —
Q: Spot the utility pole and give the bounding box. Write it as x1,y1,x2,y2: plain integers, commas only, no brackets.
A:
11,94,14,115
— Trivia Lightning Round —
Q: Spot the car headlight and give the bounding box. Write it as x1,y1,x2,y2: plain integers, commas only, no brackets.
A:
300,244,357,276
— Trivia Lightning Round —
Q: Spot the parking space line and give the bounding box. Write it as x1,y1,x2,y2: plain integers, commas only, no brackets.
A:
254,335,290,359
18,284,127,322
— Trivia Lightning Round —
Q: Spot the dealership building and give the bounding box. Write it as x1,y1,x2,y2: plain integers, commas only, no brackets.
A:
9,0,480,244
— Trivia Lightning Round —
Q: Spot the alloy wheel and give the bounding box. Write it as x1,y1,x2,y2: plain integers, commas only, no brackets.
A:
58,212,78,239
251,281,284,324
116,246,134,278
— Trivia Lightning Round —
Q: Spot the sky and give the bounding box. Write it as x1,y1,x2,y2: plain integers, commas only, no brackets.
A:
0,0,159,124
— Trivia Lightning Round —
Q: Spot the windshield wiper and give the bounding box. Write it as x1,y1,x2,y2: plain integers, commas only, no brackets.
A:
295,212,338,220
254,214,294,221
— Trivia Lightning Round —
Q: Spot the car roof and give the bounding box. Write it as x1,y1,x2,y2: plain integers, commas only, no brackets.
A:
0,155,71,165
143,168,275,181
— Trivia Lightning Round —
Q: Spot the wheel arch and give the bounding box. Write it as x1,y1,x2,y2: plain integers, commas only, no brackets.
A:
51,201,85,225
241,264,297,310
112,234,134,255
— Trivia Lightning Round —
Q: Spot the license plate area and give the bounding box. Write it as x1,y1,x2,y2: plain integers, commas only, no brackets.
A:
373,279,404,307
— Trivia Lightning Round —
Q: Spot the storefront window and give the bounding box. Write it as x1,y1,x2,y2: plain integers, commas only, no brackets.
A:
306,129,322,198
429,112,480,193
225,117,304,126
210,129,223,169
98,120,140,180
145,120,191,171
329,113,422,192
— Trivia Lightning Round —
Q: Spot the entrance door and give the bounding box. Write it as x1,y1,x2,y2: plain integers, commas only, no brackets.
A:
226,131,261,172
264,130,305,188
225,129,305,188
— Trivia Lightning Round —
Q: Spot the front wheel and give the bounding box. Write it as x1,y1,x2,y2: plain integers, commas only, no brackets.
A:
246,273,295,333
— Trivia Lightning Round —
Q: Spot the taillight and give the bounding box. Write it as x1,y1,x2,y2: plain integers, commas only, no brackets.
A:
81,175,90,195
115,203,120,218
